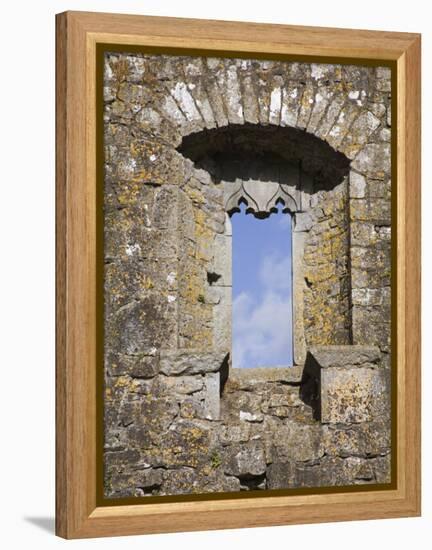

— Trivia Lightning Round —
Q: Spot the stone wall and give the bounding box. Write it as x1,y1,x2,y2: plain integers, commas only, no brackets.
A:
103,53,392,497
104,346,390,496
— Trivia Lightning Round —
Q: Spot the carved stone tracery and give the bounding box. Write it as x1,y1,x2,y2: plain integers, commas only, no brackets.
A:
224,164,300,218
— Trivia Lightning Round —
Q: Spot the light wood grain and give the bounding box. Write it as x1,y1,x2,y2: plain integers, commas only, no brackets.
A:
402,36,421,514
55,12,67,538
56,11,98,537
55,10,421,539
75,10,418,59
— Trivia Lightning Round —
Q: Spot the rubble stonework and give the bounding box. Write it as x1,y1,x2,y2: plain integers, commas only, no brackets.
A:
103,53,392,497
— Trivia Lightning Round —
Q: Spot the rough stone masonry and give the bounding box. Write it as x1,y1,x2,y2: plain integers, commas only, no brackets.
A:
103,53,392,497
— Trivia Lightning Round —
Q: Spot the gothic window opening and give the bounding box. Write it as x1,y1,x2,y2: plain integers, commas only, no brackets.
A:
231,203,294,369
177,123,352,369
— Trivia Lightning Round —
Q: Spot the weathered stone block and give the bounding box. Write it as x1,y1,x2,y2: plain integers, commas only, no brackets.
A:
158,375,204,395
321,366,389,424
106,467,165,498
105,449,141,470
271,422,324,462
223,441,266,478
159,349,228,375
108,351,160,379
280,83,301,127
179,399,205,420
160,467,197,495
212,232,232,286
307,88,332,134
204,75,229,128
224,63,244,124
290,455,384,487
269,79,283,125
350,222,377,247
238,68,259,124
141,396,179,434
294,212,314,232
315,95,345,138
152,420,211,469
345,111,381,147
219,423,251,444
106,297,178,353
352,308,391,351
327,102,360,149
297,83,315,130
267,461,296,489
239,410,264,423
323,420,390,458
350,171,367,198
212,286,232,351
126,425,153,450
352,143,391,177
203,373,221,420
352,288,387,307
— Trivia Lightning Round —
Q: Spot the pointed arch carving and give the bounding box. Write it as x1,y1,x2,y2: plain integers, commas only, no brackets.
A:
224,175,299,219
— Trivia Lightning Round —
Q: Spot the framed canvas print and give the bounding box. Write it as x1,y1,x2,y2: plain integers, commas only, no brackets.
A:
56,11,421,539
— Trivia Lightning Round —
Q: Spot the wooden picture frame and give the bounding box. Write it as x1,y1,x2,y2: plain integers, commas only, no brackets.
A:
56,10,421,539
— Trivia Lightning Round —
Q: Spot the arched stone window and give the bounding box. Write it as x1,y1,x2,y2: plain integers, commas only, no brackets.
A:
178,123,351,369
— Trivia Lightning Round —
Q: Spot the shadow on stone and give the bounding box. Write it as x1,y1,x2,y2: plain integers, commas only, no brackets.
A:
299,352,321,421
177,123,350,190
239,472,266,491
219,352,230,396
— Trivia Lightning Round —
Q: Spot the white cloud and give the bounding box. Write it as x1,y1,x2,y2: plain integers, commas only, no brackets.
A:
232,289,292,368
259,253,292,290
232,230,294,368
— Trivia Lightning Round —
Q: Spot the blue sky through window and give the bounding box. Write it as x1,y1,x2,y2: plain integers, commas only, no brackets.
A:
232,205,293,369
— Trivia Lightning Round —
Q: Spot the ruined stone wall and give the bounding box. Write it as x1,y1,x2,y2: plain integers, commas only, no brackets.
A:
301,180,351,348
104,347,390,496
103,53,392,498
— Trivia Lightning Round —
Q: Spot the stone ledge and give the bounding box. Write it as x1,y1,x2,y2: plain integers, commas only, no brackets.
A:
159,349,229,375
228,366,304,389
309,345,381,368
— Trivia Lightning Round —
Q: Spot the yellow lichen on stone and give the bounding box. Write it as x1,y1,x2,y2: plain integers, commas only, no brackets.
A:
142,276,154,290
